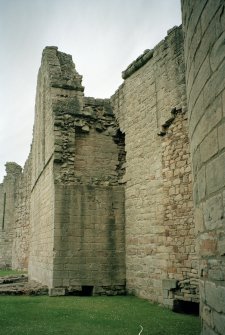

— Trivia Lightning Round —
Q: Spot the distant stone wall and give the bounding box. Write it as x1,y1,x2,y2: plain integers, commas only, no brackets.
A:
182,1,225,334
111,26,197,305
12,155,32,270
0,163,22,268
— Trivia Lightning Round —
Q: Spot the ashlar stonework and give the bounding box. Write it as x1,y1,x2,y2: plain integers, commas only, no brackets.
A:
1,2,225,334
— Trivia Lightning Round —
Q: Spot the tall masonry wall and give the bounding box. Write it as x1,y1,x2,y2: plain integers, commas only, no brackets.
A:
12,155,31,270
1,3,225,333
0,163,22,268
182,1,225,334
2,11,220,333
28,47,59,287
30,46,126,294
111,26,197,306
52,92,126,294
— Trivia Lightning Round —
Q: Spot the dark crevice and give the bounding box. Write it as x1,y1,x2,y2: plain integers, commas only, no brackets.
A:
80,285,94,296
173,300,199,315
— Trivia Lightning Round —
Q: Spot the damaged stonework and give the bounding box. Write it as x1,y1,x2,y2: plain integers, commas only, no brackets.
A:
27,46,126,294
157,107,184,136
54,96,126,186
160,110,198,308
0,163,22,269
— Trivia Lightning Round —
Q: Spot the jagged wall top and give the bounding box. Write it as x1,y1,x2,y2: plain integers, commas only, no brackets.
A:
122,25,181,80
41,46,84,92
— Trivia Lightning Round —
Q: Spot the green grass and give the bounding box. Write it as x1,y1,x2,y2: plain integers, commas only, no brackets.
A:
0,269,27,277
0,295,200,335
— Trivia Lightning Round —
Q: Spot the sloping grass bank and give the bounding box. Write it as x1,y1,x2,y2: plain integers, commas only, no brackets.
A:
0,295,200,335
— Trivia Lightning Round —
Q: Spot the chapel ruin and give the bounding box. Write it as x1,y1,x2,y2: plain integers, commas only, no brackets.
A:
0,1,225,334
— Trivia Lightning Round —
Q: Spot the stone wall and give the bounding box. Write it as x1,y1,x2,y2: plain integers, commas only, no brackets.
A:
2,8,225,334
53,95,126,295
27,46,126,293
53,184,125,295
12,155,31,270
0,163,22,268
28,47,61,286
111,26,197,305
181,1,225,334
160,110,198,305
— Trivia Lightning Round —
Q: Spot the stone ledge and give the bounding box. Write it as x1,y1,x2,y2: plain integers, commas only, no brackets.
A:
122,49,154,79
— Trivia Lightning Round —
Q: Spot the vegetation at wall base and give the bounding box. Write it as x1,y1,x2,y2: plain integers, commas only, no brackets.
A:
0,269,27,277
0,295,200,335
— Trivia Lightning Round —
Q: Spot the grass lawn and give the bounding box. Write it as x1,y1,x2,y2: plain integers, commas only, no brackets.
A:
0,295,200,335
0,269,27,277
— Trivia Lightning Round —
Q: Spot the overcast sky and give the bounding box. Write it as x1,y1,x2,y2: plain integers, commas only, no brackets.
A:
0,0,181,182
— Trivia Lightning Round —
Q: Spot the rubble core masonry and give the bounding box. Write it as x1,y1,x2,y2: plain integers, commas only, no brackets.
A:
1,2,225,334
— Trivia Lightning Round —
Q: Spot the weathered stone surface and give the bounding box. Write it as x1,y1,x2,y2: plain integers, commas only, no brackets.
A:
162,279,177,290
0,163,22,268
182,1,225,334
0,275,48,295
112,26,196,305
49,288,66,297
1,4,225,334
213,310,225,335
122,49,154,79
205,281,225,314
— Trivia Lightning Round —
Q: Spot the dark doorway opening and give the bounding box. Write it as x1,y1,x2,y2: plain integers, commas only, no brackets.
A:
173,300,199,315
81,286,94,296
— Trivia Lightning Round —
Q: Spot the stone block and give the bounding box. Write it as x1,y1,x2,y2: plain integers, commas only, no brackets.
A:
201,0,221,35
205,281,225,313
217,236,225,257
163,298,174,309
223,90,225,117
202,304,213,329
189,55,211,109
202,322,218,335
184,0,207,51
213,310,225,335
218,121,225,150
200,128,218,164
210,31,225,72
197,166,206,202
194,205,204,234
192,146,201,179
189,93,204,139
162,279,177,290
203,194,224,231
203,62,225,110
206,151,225,195
199,233,217,257
49,287,66,296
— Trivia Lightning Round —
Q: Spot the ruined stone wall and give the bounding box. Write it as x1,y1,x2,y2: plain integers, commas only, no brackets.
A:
181,1,225,334
12,155,32,270
111,26,196,305
28,46,85,286
53,96,125,295
0,163,22,268
161,111,198,305
28,47,60,286
26,46,126,293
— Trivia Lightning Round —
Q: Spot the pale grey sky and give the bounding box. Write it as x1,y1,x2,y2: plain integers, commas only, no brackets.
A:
0,0,181,181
